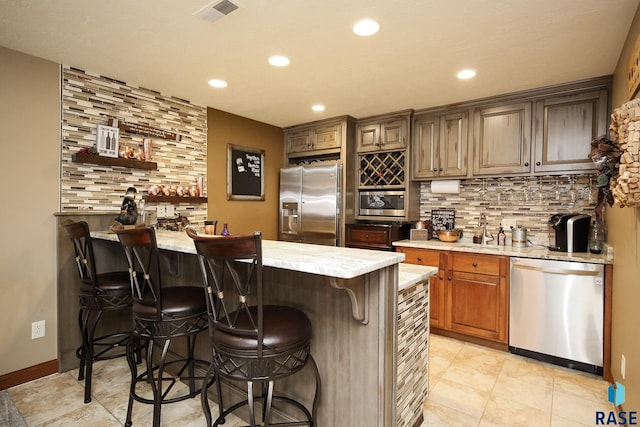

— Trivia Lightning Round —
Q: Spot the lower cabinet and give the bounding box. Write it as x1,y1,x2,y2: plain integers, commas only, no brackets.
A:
345,223,410,251
396,247,509,344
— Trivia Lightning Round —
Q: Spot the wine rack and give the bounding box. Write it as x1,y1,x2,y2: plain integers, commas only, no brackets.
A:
359,151,406,187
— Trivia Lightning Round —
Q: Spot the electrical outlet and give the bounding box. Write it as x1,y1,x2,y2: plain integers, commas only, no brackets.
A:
156,206,167,218
166,205,175,217
621,354,626,380
32,320,45,339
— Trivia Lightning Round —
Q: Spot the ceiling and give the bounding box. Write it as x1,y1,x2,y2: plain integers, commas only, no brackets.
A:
1,0,639,128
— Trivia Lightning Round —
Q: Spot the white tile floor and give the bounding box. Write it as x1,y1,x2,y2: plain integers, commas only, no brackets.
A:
7,334,613,426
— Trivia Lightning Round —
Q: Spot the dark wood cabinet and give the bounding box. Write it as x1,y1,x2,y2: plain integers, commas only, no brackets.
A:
345,223,409,251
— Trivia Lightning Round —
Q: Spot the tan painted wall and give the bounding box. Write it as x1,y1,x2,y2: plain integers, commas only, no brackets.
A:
206,108,284,239
611,5,640,411
0,47,60,375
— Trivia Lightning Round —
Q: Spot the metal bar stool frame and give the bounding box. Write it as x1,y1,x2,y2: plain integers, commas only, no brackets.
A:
116,227,215,427
61,219,134,404
188,228,321,427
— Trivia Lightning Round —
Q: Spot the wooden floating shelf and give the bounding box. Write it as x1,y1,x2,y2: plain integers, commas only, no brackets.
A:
143,195,208,203
72,153,158,170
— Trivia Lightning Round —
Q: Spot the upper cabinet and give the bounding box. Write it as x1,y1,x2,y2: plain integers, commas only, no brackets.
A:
356,111,411,153
532,88,608,173
285,122,343,157
472,102,532,176
410,76,611,180
412,110,468,179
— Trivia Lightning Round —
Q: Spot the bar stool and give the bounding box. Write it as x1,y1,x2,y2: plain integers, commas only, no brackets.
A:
61,219,133,404
187,228,321,427
115,227,211,427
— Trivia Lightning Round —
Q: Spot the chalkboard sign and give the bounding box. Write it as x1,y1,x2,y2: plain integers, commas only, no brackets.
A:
227,144,265,201
430,209,455,238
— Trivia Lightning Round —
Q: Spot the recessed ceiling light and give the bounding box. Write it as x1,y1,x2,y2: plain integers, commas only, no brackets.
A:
457,69,476,80
312,104,326,112
268,55,290,67
208,79,228,88
353,19,379,36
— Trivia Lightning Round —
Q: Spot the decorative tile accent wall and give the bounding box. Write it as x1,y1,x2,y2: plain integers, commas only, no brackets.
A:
419,175,598,245
396,280,429,427
61,66,208,225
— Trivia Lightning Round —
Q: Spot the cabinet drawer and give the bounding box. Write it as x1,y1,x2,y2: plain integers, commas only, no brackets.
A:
349,228,389,245
450,252,501,276
398,248,441,267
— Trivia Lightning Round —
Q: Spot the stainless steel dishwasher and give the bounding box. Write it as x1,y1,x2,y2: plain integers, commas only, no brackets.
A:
509,257,604,375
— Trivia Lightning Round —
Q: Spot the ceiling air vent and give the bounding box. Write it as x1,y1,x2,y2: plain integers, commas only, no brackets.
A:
194,0,240,23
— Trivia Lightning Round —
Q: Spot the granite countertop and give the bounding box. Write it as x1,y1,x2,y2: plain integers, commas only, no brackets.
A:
398,264,437,291
92,229,406,279
393,239,613,264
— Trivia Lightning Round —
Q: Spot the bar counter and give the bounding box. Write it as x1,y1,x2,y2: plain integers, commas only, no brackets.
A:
62,225,435,426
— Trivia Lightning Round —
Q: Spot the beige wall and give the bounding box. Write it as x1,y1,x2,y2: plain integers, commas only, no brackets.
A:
206,108,284,239
0,47,60,375
610,5,640,411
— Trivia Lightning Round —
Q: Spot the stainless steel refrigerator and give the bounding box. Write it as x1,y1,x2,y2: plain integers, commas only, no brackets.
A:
279,163,341,246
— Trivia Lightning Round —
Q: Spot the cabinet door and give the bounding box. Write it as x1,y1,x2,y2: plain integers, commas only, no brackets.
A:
439,111,468,178
533,89,607,173
356,123,380,152
412,116,440,179
313,124,342,151
396,248,445,328
473,102,532,175
380,119,408,151
286,129,312,154
446,271,507,342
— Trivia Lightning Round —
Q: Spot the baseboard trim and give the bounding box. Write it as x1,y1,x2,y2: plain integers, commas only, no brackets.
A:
0,360,59,390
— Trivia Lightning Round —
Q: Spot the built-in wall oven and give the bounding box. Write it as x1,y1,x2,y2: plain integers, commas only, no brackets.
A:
358,190,406,218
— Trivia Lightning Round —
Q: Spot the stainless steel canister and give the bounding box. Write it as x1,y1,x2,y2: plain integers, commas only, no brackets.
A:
512,226,528,248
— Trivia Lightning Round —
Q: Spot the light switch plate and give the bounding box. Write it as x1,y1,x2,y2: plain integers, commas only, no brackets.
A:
156,206,167,218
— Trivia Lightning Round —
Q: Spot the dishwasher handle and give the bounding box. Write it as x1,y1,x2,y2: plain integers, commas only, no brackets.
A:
513,263,601,277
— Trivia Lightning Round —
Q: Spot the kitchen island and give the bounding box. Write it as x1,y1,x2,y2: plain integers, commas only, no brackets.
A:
85,229,436,427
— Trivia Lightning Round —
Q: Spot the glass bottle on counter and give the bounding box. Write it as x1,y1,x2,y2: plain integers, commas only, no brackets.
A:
497,227,506,246
588,220,606,254
221,223,230,236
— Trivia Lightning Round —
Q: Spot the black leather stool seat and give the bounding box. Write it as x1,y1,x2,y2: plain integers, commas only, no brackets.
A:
133,286,207,319
214,305,311,354
79,271,131,295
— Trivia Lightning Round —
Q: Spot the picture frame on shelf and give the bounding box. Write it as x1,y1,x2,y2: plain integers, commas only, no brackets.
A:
96,124,119,158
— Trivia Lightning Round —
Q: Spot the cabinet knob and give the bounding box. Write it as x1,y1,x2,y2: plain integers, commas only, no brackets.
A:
365,234,369,239
472,262,478,267
432,168,438,172
439,168,444,172
438,276,444,280
536,161,541,166
448,276,452,280
417,257,422,262
524,162,529,167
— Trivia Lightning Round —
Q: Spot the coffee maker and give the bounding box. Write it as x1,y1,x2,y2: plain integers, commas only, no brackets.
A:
548,213,591,252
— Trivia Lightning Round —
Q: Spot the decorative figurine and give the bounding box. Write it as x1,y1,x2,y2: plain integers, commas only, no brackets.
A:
115,187,138,225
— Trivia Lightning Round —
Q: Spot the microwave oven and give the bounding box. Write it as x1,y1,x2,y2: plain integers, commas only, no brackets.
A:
359,191,406,217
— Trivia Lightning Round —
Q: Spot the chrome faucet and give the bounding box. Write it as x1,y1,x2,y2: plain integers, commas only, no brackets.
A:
479,213,494,245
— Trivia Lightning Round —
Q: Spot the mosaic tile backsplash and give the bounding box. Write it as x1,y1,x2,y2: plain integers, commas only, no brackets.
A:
61,66,208,225
419,175,599,245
